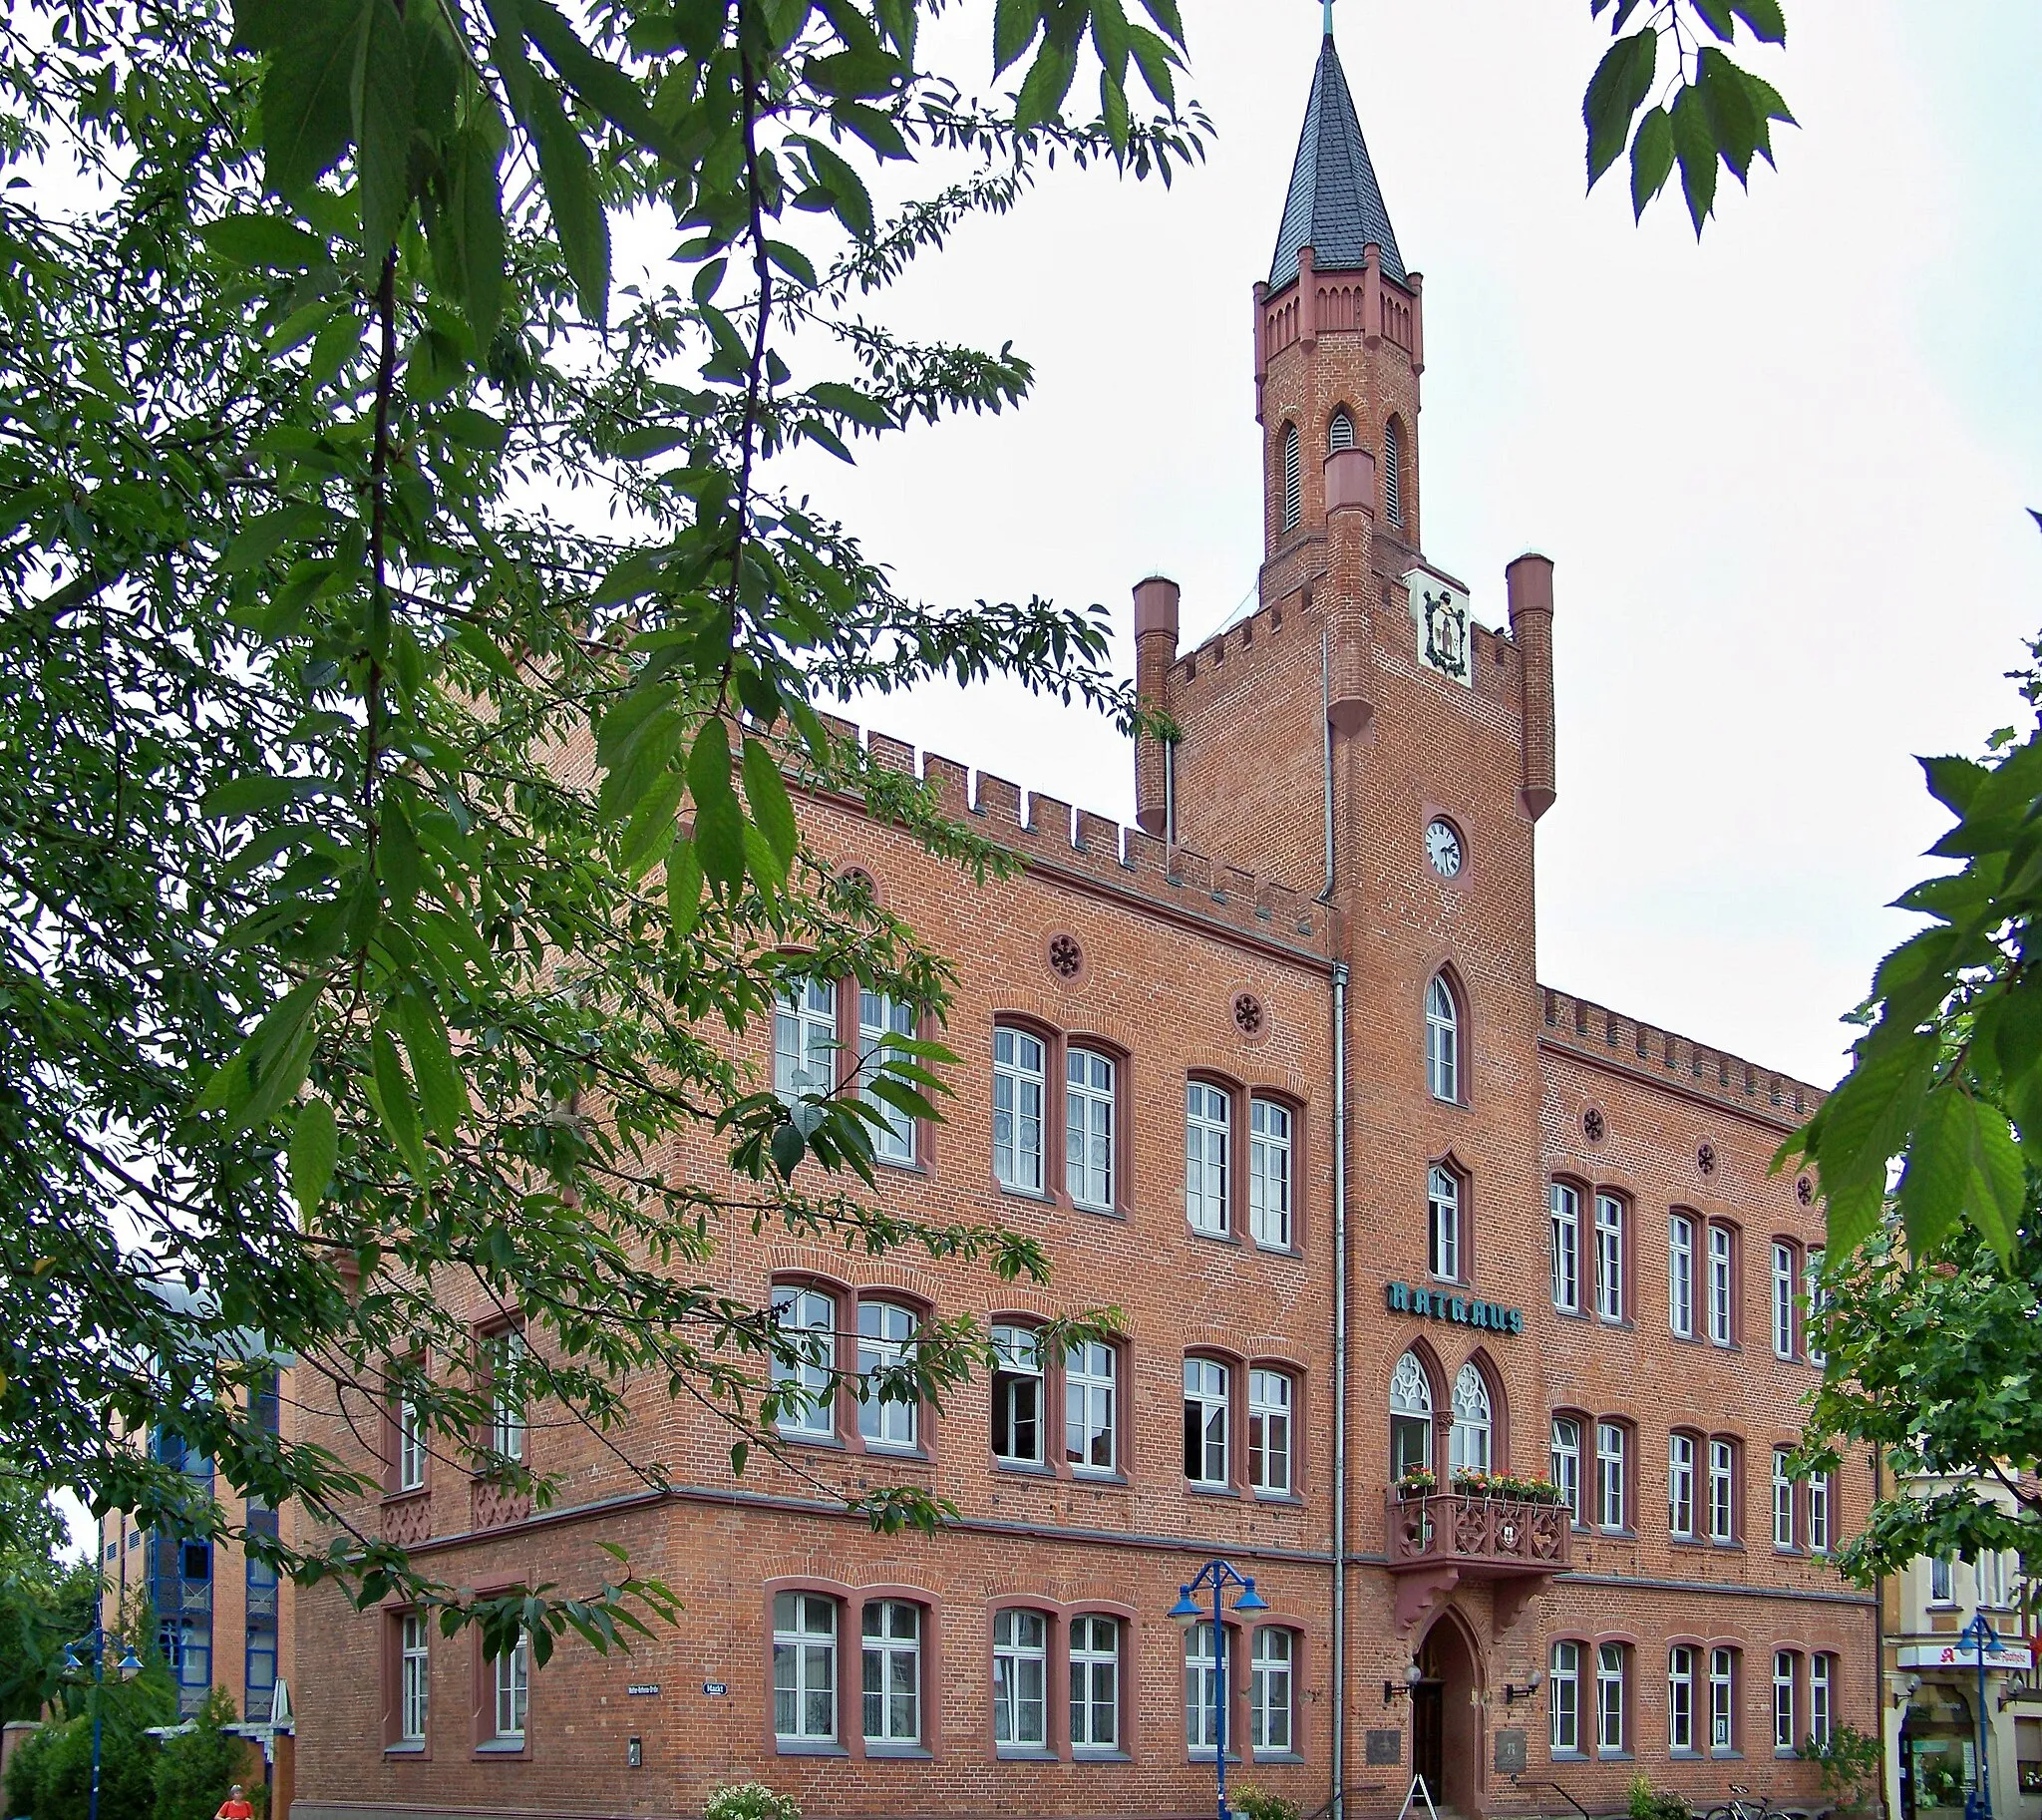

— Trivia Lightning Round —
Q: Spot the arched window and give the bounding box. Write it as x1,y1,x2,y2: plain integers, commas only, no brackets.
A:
1281,424,1302,531
1449,1363,1491,1475
1327,408,1355,455
1427,1165,1460,1280
1389,1351,1432,1481
1426,973,1459,1102
1383,418,1404,525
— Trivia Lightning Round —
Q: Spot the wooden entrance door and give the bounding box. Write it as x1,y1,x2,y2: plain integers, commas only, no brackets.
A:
1412,1681,1445,1796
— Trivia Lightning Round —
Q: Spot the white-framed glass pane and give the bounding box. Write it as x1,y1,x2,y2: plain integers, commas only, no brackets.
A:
861,1601,921,1744
1065,1047,1115,1211
1448,1363,1491,1476
1250,1627,1293,1753
1597,1643,1625,1753
1930,1556,1954,1604
399,1613,429,1742
1808,1472,1831,1554
1773,1650,1796,1751
1069,1615,1120,1751
489,1328,526,1462
1426,975,1458,1102
1186,1082,1231,1235
773,1592,837,1741
1709,1440,1735,1542
1551,1183,1579,1312
993,1027,1046,1193
494,1634,527,1741
1811,1654,1832,1747
857,990,917,1164
397,1391,426,1491
1669,1215,1694,1337
1806,1248,1828,1366
1066,1341,1117,1475
1595,1195,1624,1321
1184,1356,1229,1485
1185,1622,1220,1752
1710,1648,1735,1750
1550,1417,1581,1523
1772,1242,1796,1357
1773,1447,1795,1549
856,1300,918,1450
1669,1433,1695,1538
1597,1422,1626,1531
992,1609,1047,1747
776,979,838,1100
991,1324,1043,1465
1668,1646,1694,1753
1708,1225,1733,1344
1249,1369,1293,1495
1428,1166,1460,1280
1390,1351,1433,1481
1549,1640,1579,1753
773,1287,837,1436
1248,1099,1292,1249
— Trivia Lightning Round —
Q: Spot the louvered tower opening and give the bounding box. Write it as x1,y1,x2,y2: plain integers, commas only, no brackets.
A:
1384,419,1403,525
1282,424,1302,531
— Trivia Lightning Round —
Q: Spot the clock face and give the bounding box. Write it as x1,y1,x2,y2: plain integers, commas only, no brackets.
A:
1426,819,1463,879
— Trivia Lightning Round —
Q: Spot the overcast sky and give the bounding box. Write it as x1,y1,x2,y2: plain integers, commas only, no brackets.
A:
771,0,2042,1091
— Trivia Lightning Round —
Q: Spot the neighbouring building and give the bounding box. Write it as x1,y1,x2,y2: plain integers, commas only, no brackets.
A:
1881,1469,2041,1818
290,25,1871,1819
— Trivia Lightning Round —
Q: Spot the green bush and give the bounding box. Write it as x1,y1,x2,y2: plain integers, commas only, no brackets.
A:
1229,1785,1302,1820
1800,1721,1882,1810
3,1711,160,1820
702,1784,801,1820
153,1688,247,1820
1624,1777,1690,1820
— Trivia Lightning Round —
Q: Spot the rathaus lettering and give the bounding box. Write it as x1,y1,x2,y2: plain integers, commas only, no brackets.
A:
1385,1280,1524,1334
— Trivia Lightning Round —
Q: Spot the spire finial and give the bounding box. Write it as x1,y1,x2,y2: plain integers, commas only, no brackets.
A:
1322,0,1334,37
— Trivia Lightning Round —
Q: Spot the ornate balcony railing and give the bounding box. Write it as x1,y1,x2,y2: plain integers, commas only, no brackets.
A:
1385,1492,1569,1634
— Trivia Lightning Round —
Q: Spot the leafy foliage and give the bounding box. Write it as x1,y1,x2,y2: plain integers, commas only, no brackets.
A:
704,1783,803,1820
152,1688,251,1820
0,1469,102,1724
1798,1720,1882,1809
3,1668,175,1820
1228,1786,1302,1820
1584,0,1794,233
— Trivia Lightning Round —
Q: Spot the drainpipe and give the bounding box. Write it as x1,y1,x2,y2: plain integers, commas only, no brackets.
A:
1319,631,1335,901
1164,736,1177,848
1330,958,1350,1819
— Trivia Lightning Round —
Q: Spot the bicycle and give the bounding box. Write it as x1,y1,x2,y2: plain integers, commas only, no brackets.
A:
1700,1784,1786,1820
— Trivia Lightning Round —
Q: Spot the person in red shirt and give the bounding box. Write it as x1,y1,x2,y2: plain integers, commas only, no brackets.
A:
214,1785,255,1820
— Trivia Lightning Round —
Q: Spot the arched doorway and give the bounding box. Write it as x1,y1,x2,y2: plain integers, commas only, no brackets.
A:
1900,1683,1977,1818
1413,1610,1485,1811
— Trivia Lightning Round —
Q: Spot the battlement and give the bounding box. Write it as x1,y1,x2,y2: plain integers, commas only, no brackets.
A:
806,712,1336,961
1538,986,1829,1125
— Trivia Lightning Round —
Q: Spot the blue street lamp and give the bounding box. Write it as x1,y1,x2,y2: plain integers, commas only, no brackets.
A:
63,1602,145,1820
1169,1560,1270,1820
1960,1610,1998,1820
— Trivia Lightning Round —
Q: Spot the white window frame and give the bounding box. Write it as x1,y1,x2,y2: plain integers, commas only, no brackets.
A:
1064,1046,1115,1211
1930,1556,1955,1605
991,1324,1043,1467
776,979,838,1101
399,1612,429,1744
861,1601,922,1747
1426,974,1459,1103
1551,1182,1580,1313
1449,1362,1492,1476
773,1592,837,1743
1066,1341,1118,1476
1390,1351,1434,1481
1806,1248,1827,1366
397,1387,426,1493
1669,1432,1696,1539
1709,1647,1736,1752
488,1327,525,1464
1248,1099,1293,1250
1249,1627,1294,1754
1596,1642,1625,1755
857,989,917,1165
1708,1439,1736,1544
1771,1241,1797,1358
1773,1650,1797,1753
1184,1356,1230,1487
1069,1615,1120,1753
1248,1369,1293,1497
992,1609,1048,1750
1549,1639,1580,1754
1428,1165,1461,1281
1669,1214,1695,1338
1186,1622,1222,1754
1595,1194,1624,1322
773,1286,837,1438
1708,1225,1734,1345
1808,1470,1831,1555
1186,1082,1231,1236
1596,1421,1626,1533
493,1633,528,1743
1772,1447,1795,1550
1550,1416,1581,1525
1668,1645,1695,1754
993,1026,1046,1194
856,1299,918,1451
1810,1653,1833,1747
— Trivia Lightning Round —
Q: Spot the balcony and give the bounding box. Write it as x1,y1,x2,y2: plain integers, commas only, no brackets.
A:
1386,1492,1569,1633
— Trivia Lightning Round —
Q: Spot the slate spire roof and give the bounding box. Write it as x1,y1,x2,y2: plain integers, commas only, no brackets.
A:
1267,30,1407,290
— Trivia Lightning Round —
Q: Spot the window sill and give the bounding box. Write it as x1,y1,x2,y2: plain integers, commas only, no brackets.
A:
1069,1470,1129,1489
381,1486,429,1507
996,1746,1058,1761
1072,1200,1125,1222
1551,1306,1588,1321
1549,1751,1588,1763
1710,1749,1745,1760
1597,1317,1634,1331
862,1744,933,1760
996,1182,1054,1207
1188,1482,1239,1500
773,1429,847,1452
856,1443,929,1465
383,1744,427,1757
1598,1750,1635,1762
1072,1749,1132,1764
994,1456,1053,1477
775,1740,849,1758
1188,1751,1244,1765
874,1156,926,1176
1252,1242,1300,1261
1252,1751,1306,1766
1253,1491,1304,1508
474,1740,527,1757
1188,1226,1241,1247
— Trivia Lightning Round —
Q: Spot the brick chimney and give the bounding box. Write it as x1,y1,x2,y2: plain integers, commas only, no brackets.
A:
1323,448,1377,736
1507,553,1556,820
1132,575,1181,836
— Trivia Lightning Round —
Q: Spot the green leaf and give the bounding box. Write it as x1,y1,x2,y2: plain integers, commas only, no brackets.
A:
395,989,469,1144
223,503,335,572
1013,35,1078,130
1729,0,1785,40
740,738,798,869
201,772,319,820
618,767,687,877
449,118,507,349
687,717,744,893
1696,48,1762,183
351,0,416,254
1583,28,1656,187
770,1119,806,1177
199,214,328,269
1922,753,1992,819
1899,1088,2024,1263
664,840,704,938
289,1096,339,1217
517,66,610,322
379,797,423,909
1689,0,1736,37
510,0,686,163
798,136,874,240
369,1025,429,1176
1628,106,1674,219
991,0,1038,76
259,0,360,200
1670,83,1719,234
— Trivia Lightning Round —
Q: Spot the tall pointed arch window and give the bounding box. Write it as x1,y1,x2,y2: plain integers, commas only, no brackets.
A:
1427,1165,1461,1281
1383,418,1404,525
1327,408,1356,455
1448,1363,1492,1476
1281,424,1302,532
1389,1351,1433,1481
1426,973,1459,1103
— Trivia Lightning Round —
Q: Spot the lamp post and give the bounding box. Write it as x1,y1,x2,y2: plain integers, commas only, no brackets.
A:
62,1604,145,1820
1169,1560,1269,1820
1961,1610,1998,1820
